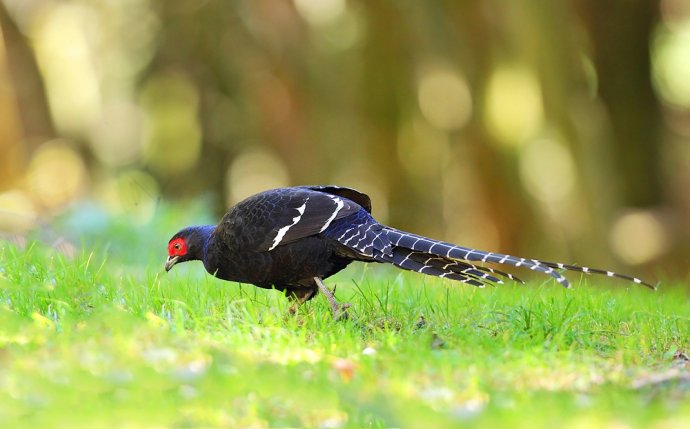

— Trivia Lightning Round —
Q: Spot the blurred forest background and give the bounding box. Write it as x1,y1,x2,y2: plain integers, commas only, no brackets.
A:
0,0,689,282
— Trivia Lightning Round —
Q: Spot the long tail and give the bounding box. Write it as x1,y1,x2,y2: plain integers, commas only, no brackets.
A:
379,227,655,290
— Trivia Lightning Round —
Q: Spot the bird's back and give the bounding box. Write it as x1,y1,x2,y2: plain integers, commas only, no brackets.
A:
203,187,369,289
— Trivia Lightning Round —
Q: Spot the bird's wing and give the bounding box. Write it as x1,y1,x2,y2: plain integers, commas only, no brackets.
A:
254,187,364,251
299,185,372,213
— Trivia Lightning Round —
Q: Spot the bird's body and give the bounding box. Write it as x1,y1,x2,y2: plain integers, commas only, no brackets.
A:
166,185,654,316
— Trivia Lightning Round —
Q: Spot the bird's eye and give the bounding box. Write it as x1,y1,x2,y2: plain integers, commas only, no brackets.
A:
174,243,181,250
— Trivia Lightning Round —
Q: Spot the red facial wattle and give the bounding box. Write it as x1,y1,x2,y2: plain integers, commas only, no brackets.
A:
168,238,187,257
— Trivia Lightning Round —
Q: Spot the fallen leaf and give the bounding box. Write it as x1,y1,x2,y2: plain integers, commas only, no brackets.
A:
332,358,356,382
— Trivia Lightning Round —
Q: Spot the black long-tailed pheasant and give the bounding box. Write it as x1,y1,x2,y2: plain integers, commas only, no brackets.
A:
165,185,654,317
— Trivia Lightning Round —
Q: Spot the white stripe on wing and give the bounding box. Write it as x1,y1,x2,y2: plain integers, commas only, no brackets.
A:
268,200,308,251
319,196,345,233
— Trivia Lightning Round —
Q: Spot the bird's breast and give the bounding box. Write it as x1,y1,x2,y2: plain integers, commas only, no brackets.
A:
204,236,351,288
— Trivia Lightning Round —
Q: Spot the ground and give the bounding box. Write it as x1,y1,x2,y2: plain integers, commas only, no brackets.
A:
0,207,688,428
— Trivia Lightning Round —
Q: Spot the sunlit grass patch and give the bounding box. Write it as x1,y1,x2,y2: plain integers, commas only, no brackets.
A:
0,241,689,428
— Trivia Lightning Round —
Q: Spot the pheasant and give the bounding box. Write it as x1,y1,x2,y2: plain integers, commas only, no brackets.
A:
165,185,655,318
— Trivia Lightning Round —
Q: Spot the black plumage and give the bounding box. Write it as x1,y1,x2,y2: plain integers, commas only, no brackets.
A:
165,185,655,317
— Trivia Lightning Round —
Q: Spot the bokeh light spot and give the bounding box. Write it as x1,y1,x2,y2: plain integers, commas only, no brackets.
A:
141,73,202,175
27,140,87,209
99,170,160,224
485,65,544,147
609,210,669,265
418,68,473,131
294,0,346,27
31,3,101,135
652,22,690,108
519,138,576,204
313,6,363,52
226,148,290,205
90,102,144,166
0,191,36,232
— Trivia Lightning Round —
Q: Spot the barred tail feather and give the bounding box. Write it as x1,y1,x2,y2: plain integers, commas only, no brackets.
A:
471,265,525,284
381,227,654,289
382,248,492,287
538,261,656,290
405,250,504,284
383,227,569,286
402,250,525,284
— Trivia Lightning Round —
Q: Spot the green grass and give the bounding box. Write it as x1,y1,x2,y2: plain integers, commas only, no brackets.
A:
1,239,689,428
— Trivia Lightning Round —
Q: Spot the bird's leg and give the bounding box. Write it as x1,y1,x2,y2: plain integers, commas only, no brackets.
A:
314,277,350,320
287,296,307,315
287,288,316,315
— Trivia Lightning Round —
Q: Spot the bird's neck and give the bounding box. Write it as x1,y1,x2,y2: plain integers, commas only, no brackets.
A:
191,225,216,262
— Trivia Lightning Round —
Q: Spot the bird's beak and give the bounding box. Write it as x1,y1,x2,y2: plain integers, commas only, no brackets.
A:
165,255,180,272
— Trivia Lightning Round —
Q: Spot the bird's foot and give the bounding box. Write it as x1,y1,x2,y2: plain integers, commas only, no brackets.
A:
314,277,350,321
334,302,351,321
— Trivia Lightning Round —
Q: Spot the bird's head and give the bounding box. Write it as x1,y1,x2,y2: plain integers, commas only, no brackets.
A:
165,226,213,272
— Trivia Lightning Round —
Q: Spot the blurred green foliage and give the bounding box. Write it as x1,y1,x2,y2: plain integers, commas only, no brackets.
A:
1,0,689,281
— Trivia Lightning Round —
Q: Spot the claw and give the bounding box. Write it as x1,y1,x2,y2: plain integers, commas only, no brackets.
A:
335,302,351,320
